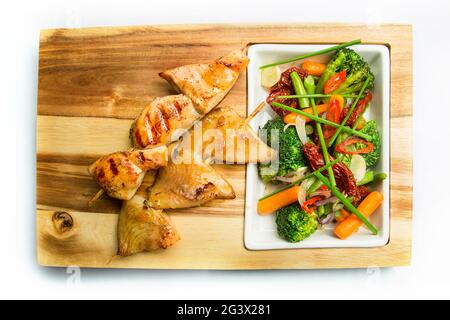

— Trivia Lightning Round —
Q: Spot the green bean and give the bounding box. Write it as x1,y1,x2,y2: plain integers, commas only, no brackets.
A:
303,76,317,97
290,72,310,109
356,171,374,186
373,173,387,184
356,171,387,187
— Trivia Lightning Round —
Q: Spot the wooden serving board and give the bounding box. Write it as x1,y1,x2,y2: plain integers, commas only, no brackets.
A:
37,24,413,269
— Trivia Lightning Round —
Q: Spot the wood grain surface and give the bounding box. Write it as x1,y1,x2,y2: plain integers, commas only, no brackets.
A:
37,24,413,269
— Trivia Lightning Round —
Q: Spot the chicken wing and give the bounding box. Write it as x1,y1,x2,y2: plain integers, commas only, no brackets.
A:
159,48,249,115
148,148,235,209
130,94,201,149
88,146,168,200
118,195,180,256
175,106,276,164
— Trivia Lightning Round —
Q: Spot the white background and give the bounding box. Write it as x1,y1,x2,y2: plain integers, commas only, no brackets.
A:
0,0,448,299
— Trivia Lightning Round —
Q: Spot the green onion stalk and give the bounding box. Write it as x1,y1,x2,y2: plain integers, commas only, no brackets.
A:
277,94,357,99
258,159,340,201
271,102,372,141
304,75,336,186
314,171,378,234
259,39,361,69
327,77,370,148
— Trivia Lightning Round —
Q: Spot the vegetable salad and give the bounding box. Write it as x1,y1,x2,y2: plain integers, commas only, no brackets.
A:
257,40,386,243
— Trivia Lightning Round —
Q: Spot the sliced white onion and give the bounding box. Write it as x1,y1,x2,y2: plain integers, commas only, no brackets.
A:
297,186,306,206
283,123,295,132
286,166,309,177
261,66,281,88
300,177,315,193
350,154,367,182
295,116,308,145
275,176,296,183
274,167,309,183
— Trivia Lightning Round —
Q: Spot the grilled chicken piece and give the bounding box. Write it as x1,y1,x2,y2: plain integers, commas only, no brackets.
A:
118,195,180,256
175,106,276,164
130,48,248,149
159,48,249,115
148,149,235,209
88,146,168,200
130,94,201,149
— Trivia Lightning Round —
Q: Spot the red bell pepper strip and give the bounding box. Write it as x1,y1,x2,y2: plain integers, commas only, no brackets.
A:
324,70,347,94
301,196,322,215
323,95,344,139
335,136,374,155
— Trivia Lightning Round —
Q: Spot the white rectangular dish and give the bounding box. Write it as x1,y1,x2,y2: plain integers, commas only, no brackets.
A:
245,44,390,250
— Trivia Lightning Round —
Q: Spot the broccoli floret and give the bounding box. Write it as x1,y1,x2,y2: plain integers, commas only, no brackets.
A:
316,48,374,95
359,120,381,167
276,205,318,242
339,120,381,168
258,117,307,182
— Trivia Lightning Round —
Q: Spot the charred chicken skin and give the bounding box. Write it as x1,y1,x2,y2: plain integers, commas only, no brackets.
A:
159,48,249,115
130,94,201,149
88,146,168,200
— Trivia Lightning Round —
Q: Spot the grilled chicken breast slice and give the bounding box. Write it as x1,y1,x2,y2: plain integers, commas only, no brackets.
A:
88,146,168,200
176,106,276,164
159,48,249,115
130,94,200,149
148,148,235,209
118,195,180,257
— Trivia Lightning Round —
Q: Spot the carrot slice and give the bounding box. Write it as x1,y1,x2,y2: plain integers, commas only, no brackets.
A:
283,104,328,124
334,191,384,240
301,61,327,76
257,185,300,215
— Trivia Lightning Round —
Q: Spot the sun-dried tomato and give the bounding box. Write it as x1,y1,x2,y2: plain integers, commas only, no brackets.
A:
266,87,297,117
303,143,363,204
266,66,308,117
356,186,371,205
340,92,373,127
